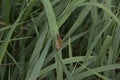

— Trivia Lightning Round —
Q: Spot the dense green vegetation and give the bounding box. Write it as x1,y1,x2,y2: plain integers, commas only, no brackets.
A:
0,0,120,80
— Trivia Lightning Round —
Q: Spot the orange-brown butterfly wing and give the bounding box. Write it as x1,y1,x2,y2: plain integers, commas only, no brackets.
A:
55,35,62,51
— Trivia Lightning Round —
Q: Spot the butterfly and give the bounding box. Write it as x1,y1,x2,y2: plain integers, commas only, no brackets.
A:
55,34,62,51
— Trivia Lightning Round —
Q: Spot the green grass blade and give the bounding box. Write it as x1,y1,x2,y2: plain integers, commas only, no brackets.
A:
75,63,111,80
27,38,51,80
84,19,113,62
25,27,48,79
75,64,120,80
42,0,59,37
6,51,22,72
81,2,120,26
2,0,10,25
68,37,73,72
63,6,92,41
39,56,94,76
58,0,86,28
94,36,112,67
0,0,34,64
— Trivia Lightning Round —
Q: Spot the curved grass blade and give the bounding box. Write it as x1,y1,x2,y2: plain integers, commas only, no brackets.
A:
27,38,51,80
74,64,120,80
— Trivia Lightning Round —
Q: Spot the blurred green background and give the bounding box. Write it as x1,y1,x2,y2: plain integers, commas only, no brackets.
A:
0,0,120,80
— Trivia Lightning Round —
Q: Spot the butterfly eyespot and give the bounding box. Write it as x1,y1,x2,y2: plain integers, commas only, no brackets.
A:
55,34,62,51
